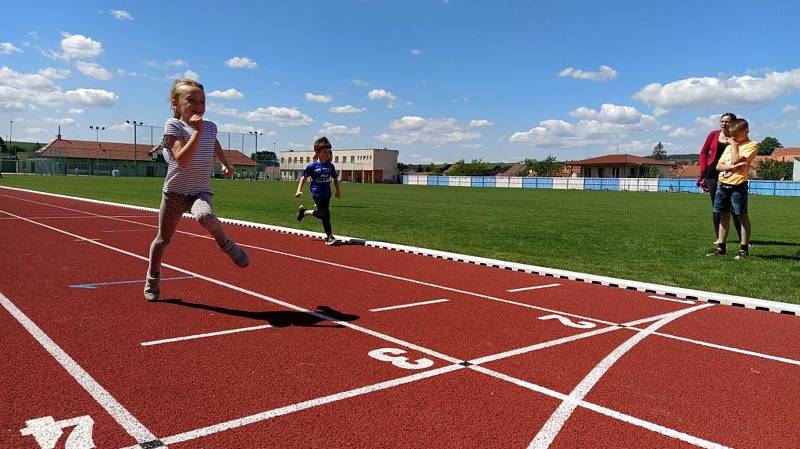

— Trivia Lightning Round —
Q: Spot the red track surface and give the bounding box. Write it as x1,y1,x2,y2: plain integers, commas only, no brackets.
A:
1,187,799,449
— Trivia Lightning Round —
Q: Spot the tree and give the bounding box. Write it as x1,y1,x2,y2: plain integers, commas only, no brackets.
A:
530,155,563,177
0,137,6,153
757,137,782,156
650,141,667,160
756,159,793,180
639,165,662,178
251,150,278,166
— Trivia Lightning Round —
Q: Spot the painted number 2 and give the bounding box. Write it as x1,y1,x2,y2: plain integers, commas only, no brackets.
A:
368,348,434,370
538,314,597,329
20,415,95,449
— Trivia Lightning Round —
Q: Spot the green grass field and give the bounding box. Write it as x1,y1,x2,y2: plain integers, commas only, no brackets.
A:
2,174,798,304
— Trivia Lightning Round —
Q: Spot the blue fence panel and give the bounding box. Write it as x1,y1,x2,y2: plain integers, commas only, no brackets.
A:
775,181,800,196
658,178,676,192
426,176,437,186
601,178,620,191
583,178,602,190
678,179,701,193
470,177,483,187
749,180,774,196
522,177,553,189
402,175,408,184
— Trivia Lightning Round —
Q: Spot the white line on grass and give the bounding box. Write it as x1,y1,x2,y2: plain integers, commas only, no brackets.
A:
507,283,561,293
369,299,449,312
141,324,272,346
0,291,161,447
649,295,695,304
526,303,713,449
4,193,799,369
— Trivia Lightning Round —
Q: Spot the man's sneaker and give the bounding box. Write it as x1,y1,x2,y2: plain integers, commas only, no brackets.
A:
325,235,339,246
734,249,749,260
705,247,726,257
222,239,250,268
296,205,306,222
143,274,160,302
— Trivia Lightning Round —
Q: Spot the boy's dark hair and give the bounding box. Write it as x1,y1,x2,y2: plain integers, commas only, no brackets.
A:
721,112,737,121
728,118,749,133
314,136,332,153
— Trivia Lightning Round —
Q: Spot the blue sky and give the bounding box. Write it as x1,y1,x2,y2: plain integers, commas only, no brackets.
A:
2,0,800,163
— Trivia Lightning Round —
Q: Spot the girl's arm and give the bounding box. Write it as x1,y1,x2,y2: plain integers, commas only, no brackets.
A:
169,115,203,166
295,176,307,197
333,177,341,199
214,140,234,177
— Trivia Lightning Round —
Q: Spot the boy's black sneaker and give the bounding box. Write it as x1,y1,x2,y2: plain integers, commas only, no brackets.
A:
296,205,306,222
325,235,339,246
734,249,749,260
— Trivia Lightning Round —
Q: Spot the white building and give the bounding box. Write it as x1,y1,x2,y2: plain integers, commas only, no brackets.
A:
279,148,399,183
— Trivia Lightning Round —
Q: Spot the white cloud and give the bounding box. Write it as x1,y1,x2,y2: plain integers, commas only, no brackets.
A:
330,105,365,114
0,66,117,110
666,127,698,139
165,59,186,67
208,88,244,100
352,79,369,87
468,119,494,127
43,117,77,126
68,108,83,114
368,88,397,101
37,67,70,79
60,33,103,60
305,92,332,103
559,65,618,81
634,68,800,111
509,104,658,150
75,61,111,80
402,153,436,164
110,122,131,131
218,123,261,134
782,104,798,114
319,122,360,136
25,127,48,134
569,103,647,125
169,70,199,81
0,42,22,55
694,114,720,130
378,116,480,146
225,56,257,69
209,102,314,127
410,49,423,56
111,9,134,21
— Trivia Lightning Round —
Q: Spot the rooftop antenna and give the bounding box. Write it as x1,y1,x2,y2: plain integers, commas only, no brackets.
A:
57,125,62,140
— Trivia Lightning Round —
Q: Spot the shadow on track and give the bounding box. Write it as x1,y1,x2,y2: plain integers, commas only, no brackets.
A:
159,300,359,328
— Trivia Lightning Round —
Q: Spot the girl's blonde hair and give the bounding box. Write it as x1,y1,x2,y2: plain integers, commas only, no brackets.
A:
169,79,204,118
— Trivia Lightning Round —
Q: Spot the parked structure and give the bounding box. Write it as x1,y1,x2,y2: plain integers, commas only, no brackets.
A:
279,148,398,182
565,154,675,178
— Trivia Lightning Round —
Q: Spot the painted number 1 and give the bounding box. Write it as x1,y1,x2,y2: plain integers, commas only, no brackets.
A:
538,314,597,329
368,348,434,370
20,415,95,449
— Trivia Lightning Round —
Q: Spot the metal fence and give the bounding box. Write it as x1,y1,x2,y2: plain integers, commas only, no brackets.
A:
403,175,800,197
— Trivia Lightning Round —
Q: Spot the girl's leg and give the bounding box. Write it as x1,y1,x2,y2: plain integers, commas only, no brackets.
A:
148,193,190,277
192,193,249,267
736,214,751,245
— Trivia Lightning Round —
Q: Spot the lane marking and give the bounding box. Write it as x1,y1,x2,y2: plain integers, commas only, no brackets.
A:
120,364,465,449
369,299,449,312
507,283,561,293
101,229,151,233
471,365,731,449
141,324,272,346
5,194,799,369
74,238,102,242
0,214,154,220
0,291,160,446
649,295,695,305
69,275,195,290
526,303,712,449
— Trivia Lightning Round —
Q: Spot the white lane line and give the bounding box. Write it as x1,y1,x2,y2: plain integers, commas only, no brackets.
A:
369,299,449,312
139,364,464,449
0,208,462,367
0,291,160,446
0,214,153,220
101,229,151,233
526,303,713,449
649,331,800,366
141,324,272,346
507,283,561,293
649,295,695,304
70,275,196,290
472,365,731,449
74,238,101,242
6,194,798,369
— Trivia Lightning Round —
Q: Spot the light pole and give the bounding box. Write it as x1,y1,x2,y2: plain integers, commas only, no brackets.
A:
8,120,13,159
126,120,142,176
89,125,105,176
249,130,263,156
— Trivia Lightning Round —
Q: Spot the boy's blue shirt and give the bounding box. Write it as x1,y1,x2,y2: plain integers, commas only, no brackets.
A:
304,161,337,197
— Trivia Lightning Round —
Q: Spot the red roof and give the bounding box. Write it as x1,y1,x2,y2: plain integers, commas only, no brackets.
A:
37,138,256,166
38,138,156,162
770,147,800,162
565,154,675,166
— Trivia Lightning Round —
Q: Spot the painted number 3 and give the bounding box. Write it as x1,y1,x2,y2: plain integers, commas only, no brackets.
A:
368,348,434,370
20,415,95,449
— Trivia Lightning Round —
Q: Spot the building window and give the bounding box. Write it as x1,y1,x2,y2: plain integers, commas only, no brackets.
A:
612,167,620,178
280,157,284,164
335,156,339,163
350,156,355,163
598,168,605,178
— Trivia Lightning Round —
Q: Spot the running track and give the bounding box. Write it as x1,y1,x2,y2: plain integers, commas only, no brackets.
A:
1,186,799,449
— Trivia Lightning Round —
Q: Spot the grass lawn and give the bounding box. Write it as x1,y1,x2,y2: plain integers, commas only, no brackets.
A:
2,174,798,304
